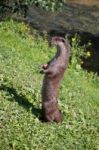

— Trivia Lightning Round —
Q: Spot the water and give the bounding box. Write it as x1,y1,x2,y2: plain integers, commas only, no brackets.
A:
26,2,99,35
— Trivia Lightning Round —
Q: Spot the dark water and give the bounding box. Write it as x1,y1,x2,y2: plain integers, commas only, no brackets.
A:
26,2,99,35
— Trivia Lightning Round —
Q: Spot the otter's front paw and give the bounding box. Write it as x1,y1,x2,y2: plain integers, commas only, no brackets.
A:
40,64,48,74
41,64,48,69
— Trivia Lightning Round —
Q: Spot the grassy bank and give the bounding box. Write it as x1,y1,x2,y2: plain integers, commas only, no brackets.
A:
0,20,99,150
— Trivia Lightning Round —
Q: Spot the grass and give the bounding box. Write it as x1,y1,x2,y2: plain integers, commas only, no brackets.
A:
0,20,99,150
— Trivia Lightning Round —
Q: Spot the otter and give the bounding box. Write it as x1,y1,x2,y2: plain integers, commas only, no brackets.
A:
40,36,70,123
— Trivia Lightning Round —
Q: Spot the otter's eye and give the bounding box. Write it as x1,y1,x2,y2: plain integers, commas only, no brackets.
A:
62,39,65,43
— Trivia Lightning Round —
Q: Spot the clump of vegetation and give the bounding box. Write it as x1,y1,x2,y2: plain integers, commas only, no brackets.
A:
70,35,91,70
27,0,65,11
1,0,65,12
0,20,99,150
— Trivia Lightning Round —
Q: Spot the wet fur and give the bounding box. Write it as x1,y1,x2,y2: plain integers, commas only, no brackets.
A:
40,36,70,123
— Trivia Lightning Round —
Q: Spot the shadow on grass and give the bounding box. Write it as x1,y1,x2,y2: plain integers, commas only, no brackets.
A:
0,84,41,119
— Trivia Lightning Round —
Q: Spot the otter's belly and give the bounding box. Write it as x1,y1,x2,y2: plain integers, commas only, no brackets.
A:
41,74,64,102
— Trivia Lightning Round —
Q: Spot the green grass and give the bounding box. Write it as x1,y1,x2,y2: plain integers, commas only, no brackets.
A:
0,20,99,150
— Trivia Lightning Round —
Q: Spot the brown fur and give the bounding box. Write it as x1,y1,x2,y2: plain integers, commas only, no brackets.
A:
40,36,70,123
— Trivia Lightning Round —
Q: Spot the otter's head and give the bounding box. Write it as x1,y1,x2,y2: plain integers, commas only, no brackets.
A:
51,36,66,46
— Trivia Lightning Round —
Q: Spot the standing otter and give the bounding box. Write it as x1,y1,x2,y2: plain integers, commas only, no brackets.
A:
40,36,70,123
